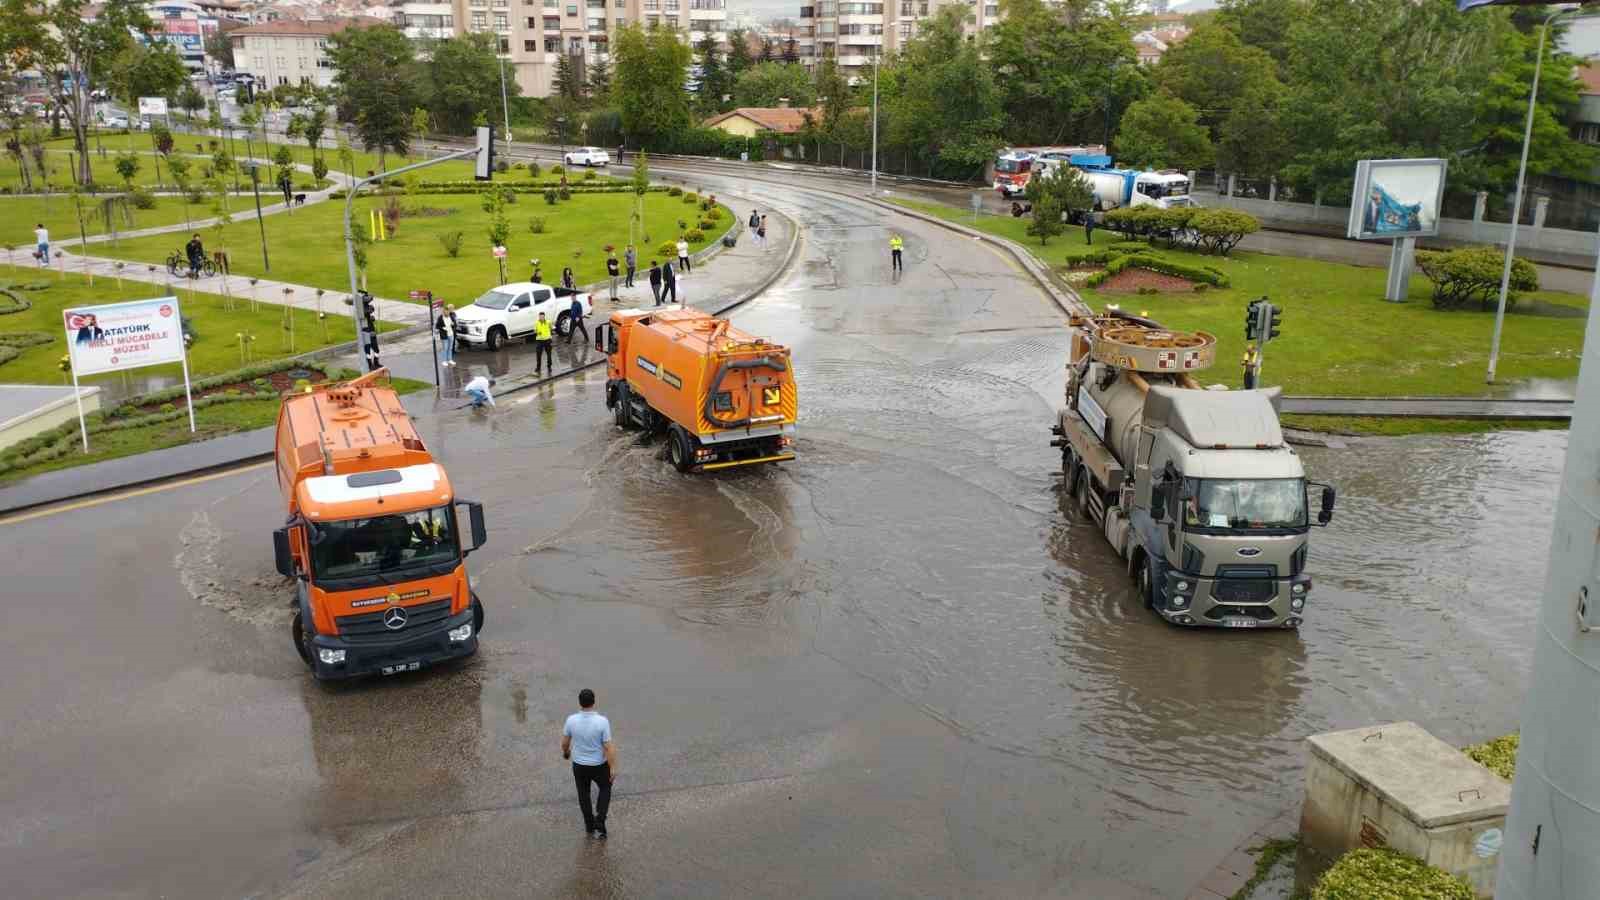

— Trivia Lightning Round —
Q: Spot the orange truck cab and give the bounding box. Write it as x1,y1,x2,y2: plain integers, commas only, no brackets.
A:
271,369,487,680
596,306,798,472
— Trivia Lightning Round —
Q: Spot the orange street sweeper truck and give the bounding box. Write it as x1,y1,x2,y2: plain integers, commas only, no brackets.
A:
272,368,487,679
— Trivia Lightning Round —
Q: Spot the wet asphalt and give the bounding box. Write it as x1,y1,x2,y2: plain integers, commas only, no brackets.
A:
0,172,1563,899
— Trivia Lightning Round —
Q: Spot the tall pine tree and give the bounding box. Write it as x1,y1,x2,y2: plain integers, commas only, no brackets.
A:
782,36,799,63
552,51,585,103
696,33,727,113
726,28,753,79
587,53,612,106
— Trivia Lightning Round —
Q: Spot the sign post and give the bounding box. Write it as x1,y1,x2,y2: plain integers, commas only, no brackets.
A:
412,289,440,385
63,296,194,451
1345,158,1447,303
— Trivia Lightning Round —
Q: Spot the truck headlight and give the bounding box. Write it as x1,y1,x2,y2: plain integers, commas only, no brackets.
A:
1170,595,1189,610
1176,580,1190,593
448,623,473,642
1292,583,1306,595
1290,597,1305,611
318,648,346,664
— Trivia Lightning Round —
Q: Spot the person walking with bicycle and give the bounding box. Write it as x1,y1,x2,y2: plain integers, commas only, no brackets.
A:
185,233,206,279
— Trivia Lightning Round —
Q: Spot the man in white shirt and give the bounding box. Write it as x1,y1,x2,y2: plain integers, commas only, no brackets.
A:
676,236,690,274
561,688,617,839
34,223,48,267
463,374,495,408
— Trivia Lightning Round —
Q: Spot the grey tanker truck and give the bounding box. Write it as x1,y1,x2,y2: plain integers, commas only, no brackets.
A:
1052,308,1336,628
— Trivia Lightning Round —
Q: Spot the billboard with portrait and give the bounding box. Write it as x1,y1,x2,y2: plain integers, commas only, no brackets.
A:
1346,158,1448,241
63,297,187,376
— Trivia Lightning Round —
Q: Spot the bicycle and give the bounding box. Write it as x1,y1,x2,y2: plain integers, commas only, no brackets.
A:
167,250,216,279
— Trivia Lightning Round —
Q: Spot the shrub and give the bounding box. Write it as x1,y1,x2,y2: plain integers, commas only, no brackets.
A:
685,228,705,242
1416,246,1539,311
657,240,677,259
582,169,597,180
706,206,724,221
438,231,465,257
1188,208,1260,255
683,191,699,204
1310,849,1473,900
159,402,175,413
677,219,688,231
699,199,711,211
698,218,716,230
1085,254,1231,289
667,186,683,196
128,187,157,209
1463,733,1518,780
558,185,571,200
1109,240,1150,253
551,164,565,175
544,188,558,205
529,216,546,234
494,158,509,173
527,160,542,179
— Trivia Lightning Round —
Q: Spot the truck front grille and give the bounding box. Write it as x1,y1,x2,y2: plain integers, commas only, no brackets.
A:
1211,565,1277,604
337,599,453,643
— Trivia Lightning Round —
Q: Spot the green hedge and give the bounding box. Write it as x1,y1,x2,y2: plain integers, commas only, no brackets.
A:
329,184,659,199
1311,849,1474,900
1464,733,1518,781
1417,246,1539,311
1085,254,1231,289
1063,248,1148,268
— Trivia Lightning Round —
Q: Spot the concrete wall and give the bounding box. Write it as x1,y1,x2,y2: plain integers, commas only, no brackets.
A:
0,386,100,452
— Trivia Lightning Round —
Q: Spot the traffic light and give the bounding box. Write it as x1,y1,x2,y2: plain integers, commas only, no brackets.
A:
1245,298,1262,341
1267,303,1283,342
474,125,495,181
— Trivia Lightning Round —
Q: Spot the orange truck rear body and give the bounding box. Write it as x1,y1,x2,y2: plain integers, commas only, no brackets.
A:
602,307,798,471
273,369,484,679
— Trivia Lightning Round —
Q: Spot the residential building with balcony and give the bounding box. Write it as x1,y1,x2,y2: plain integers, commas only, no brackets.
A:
393,1,455,43
797,0,999,78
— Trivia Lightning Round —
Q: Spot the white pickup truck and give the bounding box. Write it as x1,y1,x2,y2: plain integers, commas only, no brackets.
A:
454,281,594,351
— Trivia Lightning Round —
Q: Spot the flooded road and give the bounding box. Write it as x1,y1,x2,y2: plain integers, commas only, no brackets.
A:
0,174,1563,898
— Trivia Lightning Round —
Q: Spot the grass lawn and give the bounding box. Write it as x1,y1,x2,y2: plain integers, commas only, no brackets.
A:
1279,414,1567,436
893,198,1589,398
0,264,402,387
95,191,734,304
0,193,207,247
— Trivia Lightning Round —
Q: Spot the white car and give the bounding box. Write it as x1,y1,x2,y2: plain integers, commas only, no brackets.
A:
563,146,610,167
100,114,129,129
454,281,593,351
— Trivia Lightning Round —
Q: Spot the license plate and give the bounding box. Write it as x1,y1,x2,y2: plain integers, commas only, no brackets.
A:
381,661,421,675
1222,618,1259,629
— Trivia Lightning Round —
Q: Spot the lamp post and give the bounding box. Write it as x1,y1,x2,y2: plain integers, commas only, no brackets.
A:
1486,5,1595,384
497,53,513,151
870,49,878,191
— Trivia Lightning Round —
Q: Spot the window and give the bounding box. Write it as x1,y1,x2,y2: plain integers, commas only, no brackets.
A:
587,0,603,7
897,21,911,36
567,3,577,13
525,38,538,50
471,11,486,27
527,16,537,26
899,1,911,12
1182,479,1308,532
616,0,625,6
816,21,834,34
644,0,658,8
494,0,508,5
589,39,605,53
1582,123,1600,145
569,36,583,50
646,14,658,25
318,58,331,68
983,3,996,16
494,12,508,28
544,15,560,28
545,36,560,50
545,0,557,6
665,0,679,10
588,17,604,30
500,36,510,51
309,506,460,581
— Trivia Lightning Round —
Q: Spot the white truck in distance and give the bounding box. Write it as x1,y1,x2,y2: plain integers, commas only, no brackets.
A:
1077,166,1194,216
453,282,593,351
563,146,611,167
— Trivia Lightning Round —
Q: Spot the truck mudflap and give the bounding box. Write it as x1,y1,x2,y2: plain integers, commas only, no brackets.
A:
307,606,479,680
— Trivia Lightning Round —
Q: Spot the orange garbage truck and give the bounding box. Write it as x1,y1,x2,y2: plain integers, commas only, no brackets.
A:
271,368,487,680
596,306,798,472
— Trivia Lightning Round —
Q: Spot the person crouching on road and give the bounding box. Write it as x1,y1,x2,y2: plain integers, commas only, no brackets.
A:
437,303,458,367
567,294,588,344
648,260,662,305
464,374,496,408
533,311,554,375
562,688,617,839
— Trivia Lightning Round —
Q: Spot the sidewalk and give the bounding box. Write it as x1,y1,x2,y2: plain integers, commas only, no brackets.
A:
0,197,799,516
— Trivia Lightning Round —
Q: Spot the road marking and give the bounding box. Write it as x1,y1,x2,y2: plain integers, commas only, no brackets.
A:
0,461,272,527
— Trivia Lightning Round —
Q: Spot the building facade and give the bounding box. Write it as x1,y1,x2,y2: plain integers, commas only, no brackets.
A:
795,0,1001,78
230,18,366,87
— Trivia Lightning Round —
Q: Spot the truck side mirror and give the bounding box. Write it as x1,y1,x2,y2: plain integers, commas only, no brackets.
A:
272,527,295,577
461,501,488,554
1317,485,1336,526
1150,483,1167,521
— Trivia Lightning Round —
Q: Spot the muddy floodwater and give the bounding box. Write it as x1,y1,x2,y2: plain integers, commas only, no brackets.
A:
0,172,1564,898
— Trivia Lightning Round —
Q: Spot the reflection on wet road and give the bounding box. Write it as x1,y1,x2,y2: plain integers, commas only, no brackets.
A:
0,171,1564,899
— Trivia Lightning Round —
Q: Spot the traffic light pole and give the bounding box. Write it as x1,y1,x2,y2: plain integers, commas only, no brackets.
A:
343,145,482,372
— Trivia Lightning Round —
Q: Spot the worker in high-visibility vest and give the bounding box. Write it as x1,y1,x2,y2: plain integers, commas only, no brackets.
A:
533,311,554,376
889,232,904,273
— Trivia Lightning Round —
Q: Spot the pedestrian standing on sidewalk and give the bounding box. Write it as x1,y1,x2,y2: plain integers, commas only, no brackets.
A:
533,311,554,375
185,232,206,278
889,231,904,273
624,244,636,287
567,294,588,344
531,258,543,283
33,223,48,267
648,260,662,305
436,303,459,367
562,267,576,292
1083,209,1096,246
757,216,768,251
676,236,691,273
661,256,678,304
561,688,616,840
606,250,620,300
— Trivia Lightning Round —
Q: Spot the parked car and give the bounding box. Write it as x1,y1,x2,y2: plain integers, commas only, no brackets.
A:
454,281,594,351
100,114,129,129
563,146,610,168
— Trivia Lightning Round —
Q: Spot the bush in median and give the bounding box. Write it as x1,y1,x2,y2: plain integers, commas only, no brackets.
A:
1310,849,1473,900
1188,208,1260,256
1416,246,1539,311
656,240,677,259
1463,732,1518,780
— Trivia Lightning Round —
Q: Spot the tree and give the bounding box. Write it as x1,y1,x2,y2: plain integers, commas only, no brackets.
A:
552,52,585,103
167,155,192,227
1215,82,1289,177
1214,0,1302,69
758,38,776,63
813,45,849,143
426,33,515,134
3,0,153,185
733,62,816,108
203,23,236,70
882,7,1005,177
113,151,140,189
613,24,692,147
987,0,1144,147
328,23,421,170
1114,92,1213,170
107,41,186,114
177,80,205,121
1026,190,1064,244
695,33,728,113
782,37,799,64
587,53,612,107
1026,162,1095,217
726,28,753,79
301,106,327,163
1155,22,1279,141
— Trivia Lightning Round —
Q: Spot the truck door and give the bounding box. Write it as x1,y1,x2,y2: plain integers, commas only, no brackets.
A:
507,291,533,336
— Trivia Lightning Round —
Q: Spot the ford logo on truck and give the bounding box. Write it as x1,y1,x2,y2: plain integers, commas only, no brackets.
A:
1237,547,1262,558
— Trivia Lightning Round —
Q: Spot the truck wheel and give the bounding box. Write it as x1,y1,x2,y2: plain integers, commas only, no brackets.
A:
556,311,571,337
487,326,506,351
1075,468,1092,520
292,611,314,668
669,426,695,473
614,382,631,428
471,592,484,633
1137,559,1157,610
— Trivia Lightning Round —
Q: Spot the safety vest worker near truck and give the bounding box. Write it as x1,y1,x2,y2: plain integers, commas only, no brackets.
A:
889,233,904,273
533,312,554,375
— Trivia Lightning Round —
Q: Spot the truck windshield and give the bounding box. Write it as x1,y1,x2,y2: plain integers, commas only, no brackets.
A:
995,158,1021,174
310,506,459,580
471,288,519,310
1182,479,1307,532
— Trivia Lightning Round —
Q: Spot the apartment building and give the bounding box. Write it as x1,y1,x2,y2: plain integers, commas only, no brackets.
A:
796,0,1000,77
231,17,373,87
393,1,455,42
440,0,727,98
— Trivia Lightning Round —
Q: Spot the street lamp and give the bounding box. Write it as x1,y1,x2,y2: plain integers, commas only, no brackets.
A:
1486,4,1598,384
870,49,879,191
497,53,513,151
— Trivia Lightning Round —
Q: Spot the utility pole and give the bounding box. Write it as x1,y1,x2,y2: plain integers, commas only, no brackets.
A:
498,54,513,153
1495,219,1600,899
870,50,878,192
248,163,269,272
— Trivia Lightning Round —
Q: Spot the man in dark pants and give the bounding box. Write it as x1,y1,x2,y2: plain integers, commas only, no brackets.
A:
648,260,662,305
661,257,677,304
532,311,554,375
566,294,588,344
1084,209,1096,246
561,688,616,839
